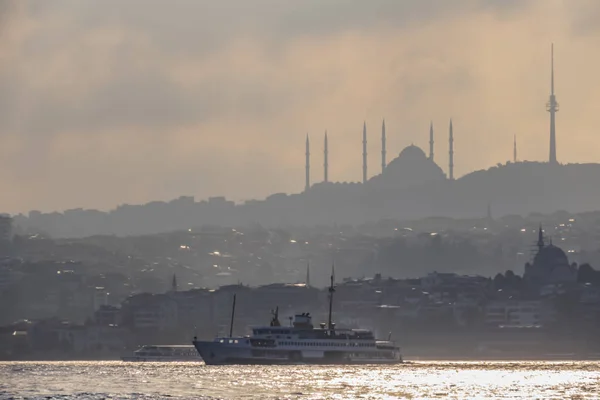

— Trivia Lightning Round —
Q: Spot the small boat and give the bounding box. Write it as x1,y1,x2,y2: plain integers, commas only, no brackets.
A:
193,267,403,365
121,345,201,362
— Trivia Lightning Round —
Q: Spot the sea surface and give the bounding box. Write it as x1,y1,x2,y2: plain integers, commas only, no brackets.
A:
2,361,599,399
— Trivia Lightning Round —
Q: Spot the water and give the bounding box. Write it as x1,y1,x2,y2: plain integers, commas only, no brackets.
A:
2,361,599,399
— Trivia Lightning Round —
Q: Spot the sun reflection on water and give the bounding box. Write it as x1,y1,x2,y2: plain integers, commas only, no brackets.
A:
2,361,600,399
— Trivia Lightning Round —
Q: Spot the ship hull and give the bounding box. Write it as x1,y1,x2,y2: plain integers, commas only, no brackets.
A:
121,356,201,362
193,340,403,365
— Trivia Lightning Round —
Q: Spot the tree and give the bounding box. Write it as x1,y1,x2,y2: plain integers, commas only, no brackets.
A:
493,273,505,289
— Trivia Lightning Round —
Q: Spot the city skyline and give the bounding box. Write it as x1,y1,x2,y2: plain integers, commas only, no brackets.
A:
303,45,561,186
1,1,600,213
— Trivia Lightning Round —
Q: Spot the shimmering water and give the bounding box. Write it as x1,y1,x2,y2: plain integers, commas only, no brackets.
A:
2,361,599,399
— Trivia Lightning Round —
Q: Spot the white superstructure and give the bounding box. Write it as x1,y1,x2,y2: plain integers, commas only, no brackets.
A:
194,312,401,365
122,345,201,362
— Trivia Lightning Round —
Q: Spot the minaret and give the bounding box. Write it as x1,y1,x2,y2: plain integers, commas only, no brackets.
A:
306,261,310,288
305,134,310,191
547,43,559,164
449,119,454,180
513,135,517,163
324,131,328,183
381,119,386,173
429,121,434,161
537,224,545,252
362,121,367,183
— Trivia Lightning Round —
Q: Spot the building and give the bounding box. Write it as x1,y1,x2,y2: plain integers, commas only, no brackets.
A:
93,305,121,326
484,300,546,327
0,215,12,243
524,227,577,285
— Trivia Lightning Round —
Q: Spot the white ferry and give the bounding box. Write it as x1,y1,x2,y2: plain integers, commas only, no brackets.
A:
121,345,201,362
193,271,403,365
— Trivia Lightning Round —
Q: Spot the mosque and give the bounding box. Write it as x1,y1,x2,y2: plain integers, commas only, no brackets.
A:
304,119,454,192
524,226,578,286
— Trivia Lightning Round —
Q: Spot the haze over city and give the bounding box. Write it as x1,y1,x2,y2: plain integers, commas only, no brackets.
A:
1,0,600,214
6,3,600,397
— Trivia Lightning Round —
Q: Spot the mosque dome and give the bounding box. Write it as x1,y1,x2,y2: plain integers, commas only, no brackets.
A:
372,144,445,187
398,145,427,160
525,236,577,285
533,244,569,272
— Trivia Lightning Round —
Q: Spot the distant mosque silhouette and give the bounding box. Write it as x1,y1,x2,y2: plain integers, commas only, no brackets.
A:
524,226,577,285
303,44,560,191
304,118,453,192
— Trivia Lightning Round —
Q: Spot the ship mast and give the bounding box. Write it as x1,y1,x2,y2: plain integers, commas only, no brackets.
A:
327,263,335,331
229,294,236,337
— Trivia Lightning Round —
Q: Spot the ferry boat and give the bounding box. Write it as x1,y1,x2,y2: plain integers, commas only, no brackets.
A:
192,270,403,365
121,345,201,362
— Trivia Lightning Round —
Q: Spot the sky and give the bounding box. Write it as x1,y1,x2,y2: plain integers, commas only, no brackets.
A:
1,0,600,214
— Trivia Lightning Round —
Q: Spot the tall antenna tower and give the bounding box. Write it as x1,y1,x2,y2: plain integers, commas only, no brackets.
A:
547,44,559,164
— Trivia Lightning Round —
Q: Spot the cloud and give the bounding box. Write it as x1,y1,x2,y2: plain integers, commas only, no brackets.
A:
0,0,599,213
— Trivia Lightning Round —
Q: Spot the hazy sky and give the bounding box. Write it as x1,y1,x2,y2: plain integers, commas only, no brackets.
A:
1,0,600,214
